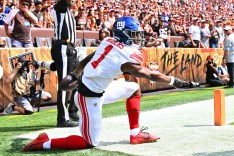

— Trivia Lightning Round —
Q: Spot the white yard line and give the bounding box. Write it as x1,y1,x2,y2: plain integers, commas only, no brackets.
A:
18,95,234,156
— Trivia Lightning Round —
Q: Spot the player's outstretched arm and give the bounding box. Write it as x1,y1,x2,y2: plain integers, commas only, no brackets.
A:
122,62,171,83
121,63,199,88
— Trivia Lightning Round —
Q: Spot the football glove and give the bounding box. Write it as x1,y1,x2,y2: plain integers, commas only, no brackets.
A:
173,77,200,88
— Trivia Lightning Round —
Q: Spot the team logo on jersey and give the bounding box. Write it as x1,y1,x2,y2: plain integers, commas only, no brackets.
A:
117,21,125,30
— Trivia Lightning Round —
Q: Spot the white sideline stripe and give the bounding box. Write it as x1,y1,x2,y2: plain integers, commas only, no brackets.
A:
17,96,234,155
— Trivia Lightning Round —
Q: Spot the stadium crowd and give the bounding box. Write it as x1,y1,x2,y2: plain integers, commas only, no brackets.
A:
0,0,234,32
1,0,234,48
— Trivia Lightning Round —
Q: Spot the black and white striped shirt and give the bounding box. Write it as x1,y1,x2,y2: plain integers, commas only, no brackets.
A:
51,0,76,44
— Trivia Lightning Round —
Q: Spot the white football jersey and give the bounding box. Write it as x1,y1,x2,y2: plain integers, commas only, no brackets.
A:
82,37,143,93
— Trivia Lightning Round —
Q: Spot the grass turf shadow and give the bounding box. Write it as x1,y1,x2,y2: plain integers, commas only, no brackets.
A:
0,125,55,133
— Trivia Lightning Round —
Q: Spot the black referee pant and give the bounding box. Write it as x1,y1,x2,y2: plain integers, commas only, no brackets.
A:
51,40,78,123
227,63,234,87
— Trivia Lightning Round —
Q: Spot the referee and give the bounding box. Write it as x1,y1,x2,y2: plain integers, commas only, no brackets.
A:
50,0,79,127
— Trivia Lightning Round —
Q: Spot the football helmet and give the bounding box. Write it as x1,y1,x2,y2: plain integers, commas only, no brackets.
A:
113,16,144,48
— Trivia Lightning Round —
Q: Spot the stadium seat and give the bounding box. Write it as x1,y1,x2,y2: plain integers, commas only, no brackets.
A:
34,37,51,47
75,39,84,47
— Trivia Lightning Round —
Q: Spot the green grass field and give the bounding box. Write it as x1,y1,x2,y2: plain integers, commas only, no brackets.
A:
1,87,233,156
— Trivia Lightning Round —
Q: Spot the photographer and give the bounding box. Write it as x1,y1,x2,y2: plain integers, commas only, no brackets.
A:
3,56,51,115
203,55,227,87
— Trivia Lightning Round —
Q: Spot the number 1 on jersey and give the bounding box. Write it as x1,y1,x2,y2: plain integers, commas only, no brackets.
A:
91,45,113,69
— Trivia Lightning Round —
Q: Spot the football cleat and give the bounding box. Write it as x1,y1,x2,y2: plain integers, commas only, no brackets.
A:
130,127,160,144
3,103,14,115
189,82,200,88
22,133,49,151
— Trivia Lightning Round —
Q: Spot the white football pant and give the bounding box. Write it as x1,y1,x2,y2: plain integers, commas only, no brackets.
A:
74,78,139,146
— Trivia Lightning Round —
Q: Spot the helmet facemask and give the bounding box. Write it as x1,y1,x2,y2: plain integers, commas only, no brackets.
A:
123,29,145,49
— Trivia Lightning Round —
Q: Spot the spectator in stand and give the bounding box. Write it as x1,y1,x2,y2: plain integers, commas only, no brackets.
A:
178,33,192,48
167,19,177,36
157,34,167,48
154,18,170,48
96,23,109,46
70,0,78,17
75,7,86,30
29,1,35,11
214,20,224,48
3,0,39,48
103,13,111,30
144,31,163,47
6,0,16,9
173,20,182,35
32,1,44,27
86,8,96,31
208,22,220,48
108,9,115,29
200,20,210,48
151,18,159,31
95,11,104,31
0,0,11,25
189,17,201,48
41,7,53,29
138,11,146,24
142,18,154,34
160,11,170,24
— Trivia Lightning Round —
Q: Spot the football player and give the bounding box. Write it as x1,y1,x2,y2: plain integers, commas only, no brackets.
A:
23,16,198,151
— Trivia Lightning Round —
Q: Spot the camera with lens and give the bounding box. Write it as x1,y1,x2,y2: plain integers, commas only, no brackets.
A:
33,60,57,71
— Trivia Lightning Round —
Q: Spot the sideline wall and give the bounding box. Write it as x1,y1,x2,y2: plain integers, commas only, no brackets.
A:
0,47,223,108
0,26,182,47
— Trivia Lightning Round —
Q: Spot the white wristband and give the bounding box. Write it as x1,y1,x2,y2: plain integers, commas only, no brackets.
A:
169,76,175,85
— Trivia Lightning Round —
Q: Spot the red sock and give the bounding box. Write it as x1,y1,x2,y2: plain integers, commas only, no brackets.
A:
51,135,91,150
126,95,141,129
